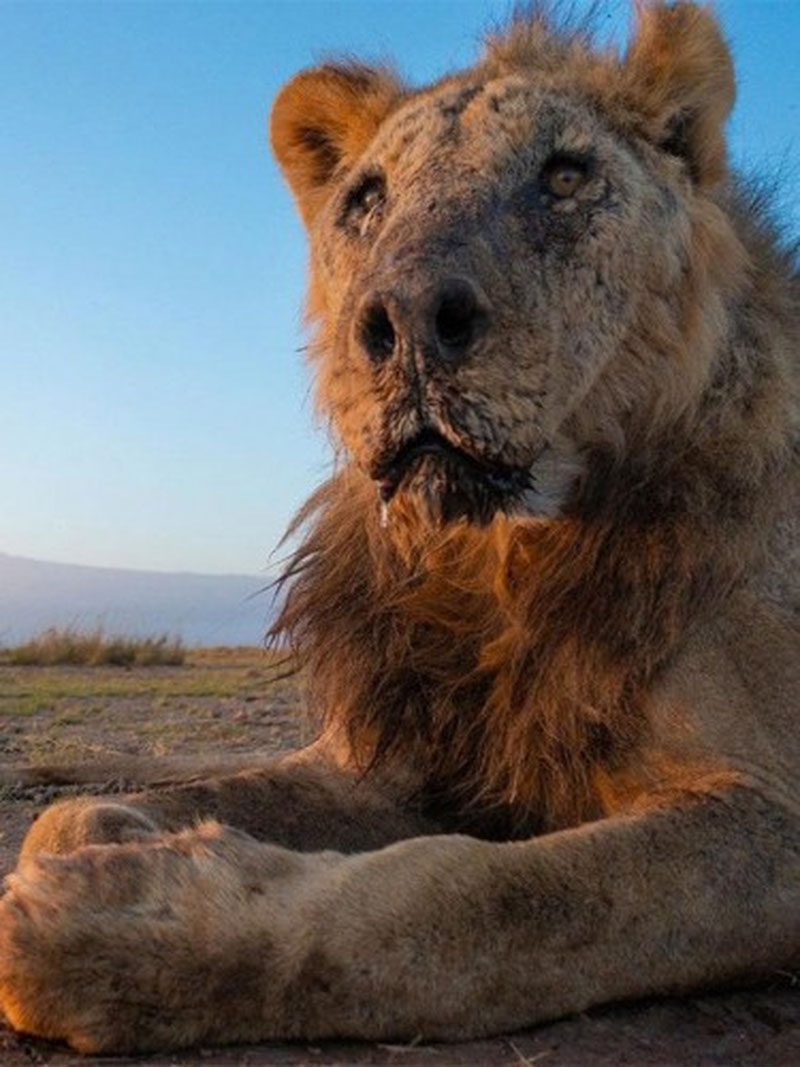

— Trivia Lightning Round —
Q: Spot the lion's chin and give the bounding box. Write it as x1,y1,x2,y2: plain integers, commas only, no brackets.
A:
398,456,586,528
373,432,584,526
372,429,533,526
400,455,516,525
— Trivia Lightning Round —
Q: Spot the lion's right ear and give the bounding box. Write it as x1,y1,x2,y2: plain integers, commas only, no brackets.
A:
270,64,403,226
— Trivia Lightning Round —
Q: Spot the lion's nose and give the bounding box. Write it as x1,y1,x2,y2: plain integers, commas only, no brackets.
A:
356,276,489,369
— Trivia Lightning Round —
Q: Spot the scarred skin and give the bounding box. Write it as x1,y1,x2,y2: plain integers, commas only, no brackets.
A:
1,3,799,1055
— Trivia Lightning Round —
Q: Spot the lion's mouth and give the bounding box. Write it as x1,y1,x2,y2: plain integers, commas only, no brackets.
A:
372,427,531,523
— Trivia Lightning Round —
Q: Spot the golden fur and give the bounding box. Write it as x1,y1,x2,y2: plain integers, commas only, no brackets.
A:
274,448,759,832
0,3,798,1054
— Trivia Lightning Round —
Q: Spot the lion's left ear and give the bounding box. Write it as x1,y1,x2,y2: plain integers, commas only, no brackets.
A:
622,2,735,186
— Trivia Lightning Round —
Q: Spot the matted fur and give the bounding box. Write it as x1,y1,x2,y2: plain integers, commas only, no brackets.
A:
0,3,798,1055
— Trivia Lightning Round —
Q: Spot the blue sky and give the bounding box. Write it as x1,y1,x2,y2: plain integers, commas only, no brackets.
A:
1,1,798,576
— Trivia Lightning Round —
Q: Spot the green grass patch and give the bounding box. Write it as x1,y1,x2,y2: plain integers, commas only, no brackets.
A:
0,647,296,715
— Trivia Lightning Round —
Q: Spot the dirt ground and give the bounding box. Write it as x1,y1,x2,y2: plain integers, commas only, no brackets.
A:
0,651,797,1066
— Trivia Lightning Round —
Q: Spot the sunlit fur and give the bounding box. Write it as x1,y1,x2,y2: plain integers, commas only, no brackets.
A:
1,4,798,1055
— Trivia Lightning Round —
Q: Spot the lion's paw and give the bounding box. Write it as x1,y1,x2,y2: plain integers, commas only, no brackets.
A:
20,797,159,859
0,823,283,1053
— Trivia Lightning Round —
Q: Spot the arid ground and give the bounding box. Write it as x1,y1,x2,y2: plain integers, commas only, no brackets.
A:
1,649,797,1066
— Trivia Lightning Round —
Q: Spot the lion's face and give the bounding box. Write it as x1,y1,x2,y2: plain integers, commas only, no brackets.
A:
310,79,685,524
271,6,737,525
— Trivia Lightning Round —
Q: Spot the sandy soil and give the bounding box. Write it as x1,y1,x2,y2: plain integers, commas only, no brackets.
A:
0,653,797,1066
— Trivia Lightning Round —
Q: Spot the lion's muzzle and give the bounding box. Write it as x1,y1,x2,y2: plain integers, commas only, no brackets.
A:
356,275,490,371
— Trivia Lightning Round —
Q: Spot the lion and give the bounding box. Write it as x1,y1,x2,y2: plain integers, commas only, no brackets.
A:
0,1,798,1055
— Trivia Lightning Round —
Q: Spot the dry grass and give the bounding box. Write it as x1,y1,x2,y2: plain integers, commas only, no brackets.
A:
4,627,185,668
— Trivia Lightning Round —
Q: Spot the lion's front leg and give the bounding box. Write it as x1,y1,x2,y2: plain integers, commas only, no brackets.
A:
1,787,796,1052
19,747,435,861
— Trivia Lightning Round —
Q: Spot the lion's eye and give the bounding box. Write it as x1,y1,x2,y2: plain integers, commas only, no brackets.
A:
358,180,384,214
541,157,588,199
342,173,386,234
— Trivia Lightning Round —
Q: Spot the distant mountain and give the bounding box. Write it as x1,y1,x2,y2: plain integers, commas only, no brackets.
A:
0,553,274,647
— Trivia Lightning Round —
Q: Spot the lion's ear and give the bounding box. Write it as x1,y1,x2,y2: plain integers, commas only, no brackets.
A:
622,2,735,186
270,64,403,226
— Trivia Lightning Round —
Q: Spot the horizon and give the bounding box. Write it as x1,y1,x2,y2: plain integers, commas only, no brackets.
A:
2,0,799,575
0,548,261,580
